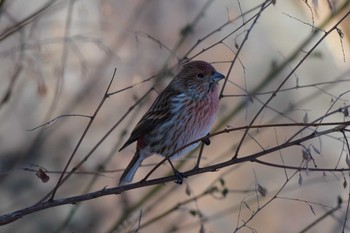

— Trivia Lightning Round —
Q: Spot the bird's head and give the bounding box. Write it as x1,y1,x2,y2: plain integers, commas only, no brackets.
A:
172,60,225,99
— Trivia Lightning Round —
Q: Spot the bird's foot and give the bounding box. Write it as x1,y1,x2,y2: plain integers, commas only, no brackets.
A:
173,169,187,185
168,159,187,184
202,133,210,145
203,138,210,145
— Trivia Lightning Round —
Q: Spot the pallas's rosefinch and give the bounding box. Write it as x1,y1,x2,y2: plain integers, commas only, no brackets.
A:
118,60,224,185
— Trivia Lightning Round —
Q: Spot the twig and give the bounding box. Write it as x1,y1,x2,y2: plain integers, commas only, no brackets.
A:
27,114,92,131
299,202,341,233
38,86,154,204
233,10,350,159
49,68,117,201
0,122,348,225
0,0,60,42
219,0,269,97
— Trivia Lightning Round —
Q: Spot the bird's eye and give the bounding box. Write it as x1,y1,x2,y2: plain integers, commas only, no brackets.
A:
197,73,204,78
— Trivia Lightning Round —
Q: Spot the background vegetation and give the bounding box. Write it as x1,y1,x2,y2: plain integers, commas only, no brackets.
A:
0,0,350,232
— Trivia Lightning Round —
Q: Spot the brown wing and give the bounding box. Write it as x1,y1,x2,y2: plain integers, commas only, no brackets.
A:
119,86,181,151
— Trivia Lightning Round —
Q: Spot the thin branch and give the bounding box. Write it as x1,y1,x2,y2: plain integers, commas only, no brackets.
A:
253,159,350,172
49,68,117,201
131,30,180,61
183,1,270,59
219,1,269,97
233,10,350,159
0,122,348,226
234,170,299,232
27,114,92,131
0,0,60,42
142,121,350,182
38,86,154,204
222,78,350,98
342,172,350,233
299,201,341,233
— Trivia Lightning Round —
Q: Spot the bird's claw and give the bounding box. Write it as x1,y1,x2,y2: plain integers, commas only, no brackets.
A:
203,138,210,145
174,170,187,184
203,133,211,145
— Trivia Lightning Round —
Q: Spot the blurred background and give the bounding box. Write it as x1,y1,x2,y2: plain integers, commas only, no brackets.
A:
0,0,350,232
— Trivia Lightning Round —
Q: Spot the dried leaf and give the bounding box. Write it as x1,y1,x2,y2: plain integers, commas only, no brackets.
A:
305,166,310,176
180,24,193,36
338,196,343,207
346,154,350,167
222,188,228,198
298,174,303,186
258,184,267,197
309,204,316,216
311,145,320,154
336,28,344,39
219,178,225,186
343,178,347,189
37,82,48,96
185,184,191,196
189,210,197,216
200,224,206,233
35,168,49,183
235,40,239,49
242,201,252,211
303,112,309,123
302,149,310,161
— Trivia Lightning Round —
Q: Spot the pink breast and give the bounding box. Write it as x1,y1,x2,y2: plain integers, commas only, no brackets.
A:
179,86,219,150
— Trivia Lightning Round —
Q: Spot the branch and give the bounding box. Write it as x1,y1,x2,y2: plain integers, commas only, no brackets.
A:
0,122,348,225
37,87,154,204
233,9,350,158
49,68,117,201
0,0,60,42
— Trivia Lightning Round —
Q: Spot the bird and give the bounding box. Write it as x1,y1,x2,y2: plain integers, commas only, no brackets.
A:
118,60,225,185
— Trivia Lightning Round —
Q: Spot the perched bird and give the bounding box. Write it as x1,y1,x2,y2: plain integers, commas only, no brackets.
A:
118,60,225,185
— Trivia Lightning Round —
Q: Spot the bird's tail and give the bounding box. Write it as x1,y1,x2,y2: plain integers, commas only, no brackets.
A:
119,150,143,185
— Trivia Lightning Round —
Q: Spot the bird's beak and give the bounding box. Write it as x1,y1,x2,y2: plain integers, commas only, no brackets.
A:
212,72,225,82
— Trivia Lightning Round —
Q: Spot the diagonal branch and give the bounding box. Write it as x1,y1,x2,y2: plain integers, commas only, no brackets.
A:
232,10,350,159
48,68,117,201
0,122,348,226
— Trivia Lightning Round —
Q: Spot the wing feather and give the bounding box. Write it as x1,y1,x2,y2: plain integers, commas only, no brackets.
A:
119,86,182,151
